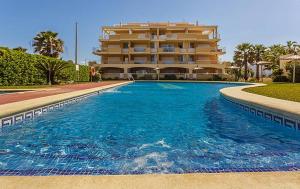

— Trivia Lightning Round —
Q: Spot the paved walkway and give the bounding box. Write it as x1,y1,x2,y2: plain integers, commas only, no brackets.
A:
0,81,122,105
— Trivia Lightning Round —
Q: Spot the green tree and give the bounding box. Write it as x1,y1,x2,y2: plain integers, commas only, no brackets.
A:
35,58,70,85
234,43,255,81
33,31,64,58
253,44,266,80
263,44,287,70
285,41,299,55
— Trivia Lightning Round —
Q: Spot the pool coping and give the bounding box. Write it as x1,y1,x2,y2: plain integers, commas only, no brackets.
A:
2,172,300,189
0,81,132,119
220,83,300,117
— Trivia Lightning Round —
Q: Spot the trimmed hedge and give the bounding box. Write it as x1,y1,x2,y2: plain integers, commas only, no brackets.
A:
60,63,90,82
0,47,90,85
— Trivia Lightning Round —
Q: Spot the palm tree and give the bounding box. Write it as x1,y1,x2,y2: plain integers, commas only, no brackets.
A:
253,44,266,80
35,58,70,85
33,31,64,58
233,52,243,80
286,41,299,55
263,44,287,69
234,43,255,81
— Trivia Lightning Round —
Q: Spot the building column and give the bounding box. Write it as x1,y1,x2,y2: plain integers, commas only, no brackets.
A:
123,67,128,79
188,68,193,80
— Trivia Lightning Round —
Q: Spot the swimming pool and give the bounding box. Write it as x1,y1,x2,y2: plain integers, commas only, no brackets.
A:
0,82,300,175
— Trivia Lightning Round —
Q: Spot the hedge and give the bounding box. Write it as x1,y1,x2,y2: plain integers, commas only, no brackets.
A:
60,63,90,82
0,47,90,85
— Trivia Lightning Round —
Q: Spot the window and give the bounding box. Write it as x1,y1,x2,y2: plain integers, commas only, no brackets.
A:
190,42,195,48
150,43,155,48
123,43,129,49
151,55,156,62
189,55,194,61
178,42,183,48
179,55,184,62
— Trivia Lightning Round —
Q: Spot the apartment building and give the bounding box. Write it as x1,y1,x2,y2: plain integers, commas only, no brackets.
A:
94,22,226,80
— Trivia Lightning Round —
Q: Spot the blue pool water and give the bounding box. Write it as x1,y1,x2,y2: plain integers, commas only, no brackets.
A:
0,82,300,175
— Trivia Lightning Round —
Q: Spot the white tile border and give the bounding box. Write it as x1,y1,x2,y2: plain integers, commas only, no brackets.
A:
220,83,300,131
0,82,132,128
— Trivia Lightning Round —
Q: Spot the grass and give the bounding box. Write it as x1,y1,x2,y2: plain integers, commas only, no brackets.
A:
243,83,300,102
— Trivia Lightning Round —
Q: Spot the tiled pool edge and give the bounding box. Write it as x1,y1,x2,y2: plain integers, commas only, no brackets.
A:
0,166,300,176
220,84,300,131
222,95,300,131
0,82,132,128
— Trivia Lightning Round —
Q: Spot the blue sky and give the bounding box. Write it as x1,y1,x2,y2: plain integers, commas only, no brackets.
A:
0,0,300,63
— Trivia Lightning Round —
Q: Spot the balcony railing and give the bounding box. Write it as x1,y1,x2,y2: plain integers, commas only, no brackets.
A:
195,47,225,54
122,48,129,53
196,60,218,64
102,32,220,41
106,60,122,64
107,33,151,40
159,34,209,40
132,60,147,64
133,47,148,52
102,60,218,65
101,73,228,80
158,47,180,53
100,47,121,53
159,60,176,64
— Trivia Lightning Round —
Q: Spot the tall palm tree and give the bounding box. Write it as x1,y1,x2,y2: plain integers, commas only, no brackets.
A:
234,43,254,81
233,52,243,80
253,44,266,80
286,41,299,55
33,31,64,58
263,44,287,70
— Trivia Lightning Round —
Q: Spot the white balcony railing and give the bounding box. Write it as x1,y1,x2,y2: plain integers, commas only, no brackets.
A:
134,47,146,52
133,60,147,64
188,48,195,53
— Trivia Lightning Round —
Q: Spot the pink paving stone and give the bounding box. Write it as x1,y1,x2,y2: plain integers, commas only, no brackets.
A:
0,81,122,105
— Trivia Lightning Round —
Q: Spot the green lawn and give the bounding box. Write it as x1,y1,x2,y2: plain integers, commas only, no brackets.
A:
243,83,300,102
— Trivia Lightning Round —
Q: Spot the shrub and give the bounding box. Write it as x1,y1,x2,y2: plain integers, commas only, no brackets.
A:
0,47,46,85
272,75,290,82
0,47,90,85
144,74,154,80
212,74,223,81
164,74,177,80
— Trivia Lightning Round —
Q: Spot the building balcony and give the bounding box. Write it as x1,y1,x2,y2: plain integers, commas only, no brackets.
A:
95,47,121,54
195,47,226,54
103,33,151,41
101,32,220,42
158,47,180,53
196,60,218,64
106,60,122,64
130,47,151,53
157,33,219,41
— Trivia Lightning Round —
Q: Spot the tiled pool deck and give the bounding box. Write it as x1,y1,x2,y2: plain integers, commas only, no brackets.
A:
1,81,300,188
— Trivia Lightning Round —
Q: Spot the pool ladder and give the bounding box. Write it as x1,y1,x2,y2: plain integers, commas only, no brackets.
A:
128,74,135,82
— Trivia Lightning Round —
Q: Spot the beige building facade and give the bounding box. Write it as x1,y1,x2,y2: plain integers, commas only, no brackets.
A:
94,22,226,80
